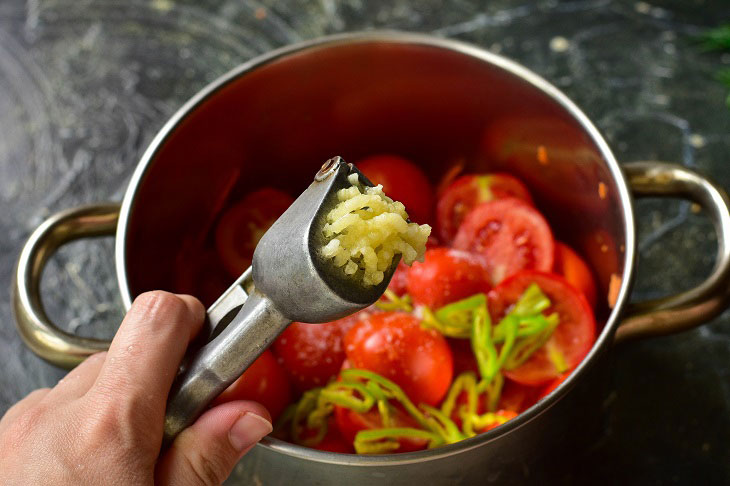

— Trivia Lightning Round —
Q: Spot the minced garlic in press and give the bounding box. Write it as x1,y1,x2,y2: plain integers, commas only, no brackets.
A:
321,173,431,286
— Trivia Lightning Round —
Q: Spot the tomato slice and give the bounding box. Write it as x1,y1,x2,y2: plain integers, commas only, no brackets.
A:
215,188,294,278
273,309,374,392
537,370,572,400
489,271,596,386
406,247,491,310
212,350,291,421
356,154,435,224
498,379,542,413
452,198,555,285
344,312,453,406
334,403,428,453
553,242,597,309
312,418,355,453
437,174,533,243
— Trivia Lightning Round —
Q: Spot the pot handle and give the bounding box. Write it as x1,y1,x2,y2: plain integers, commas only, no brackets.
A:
615,162,730,343
12,203,120,369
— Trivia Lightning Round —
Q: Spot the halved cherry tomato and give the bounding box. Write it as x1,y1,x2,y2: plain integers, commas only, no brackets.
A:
273,309,374,392
334,403,428,453
313,418,355,453
437,174,533,243
212,350,291,421
344,312,453,406
453,198,555,285
537,370,572,400
356,154,435,224
489,271,596,386
498,379,542,413
448,338,479,376
406,247,491,310
553,242,597,309
215,188,294,278
387,261,410,296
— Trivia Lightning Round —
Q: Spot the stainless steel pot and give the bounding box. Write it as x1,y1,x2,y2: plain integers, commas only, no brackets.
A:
12,32,730,484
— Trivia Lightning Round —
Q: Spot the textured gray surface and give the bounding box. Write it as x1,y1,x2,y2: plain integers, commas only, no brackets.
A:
1,0,729,483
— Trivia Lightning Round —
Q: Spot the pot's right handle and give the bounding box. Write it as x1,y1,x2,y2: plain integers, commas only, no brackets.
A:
615,161,730,343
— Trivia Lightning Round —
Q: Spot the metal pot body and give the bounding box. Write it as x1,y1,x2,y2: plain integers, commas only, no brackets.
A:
13,33,730,484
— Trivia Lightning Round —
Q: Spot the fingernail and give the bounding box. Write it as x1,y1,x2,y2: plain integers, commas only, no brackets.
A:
229,412,273,452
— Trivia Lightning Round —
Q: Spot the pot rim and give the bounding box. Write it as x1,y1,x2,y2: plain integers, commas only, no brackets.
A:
115,30,636,466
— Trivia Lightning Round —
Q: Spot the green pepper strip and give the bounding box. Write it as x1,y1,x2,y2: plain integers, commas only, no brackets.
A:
502,314,559,371
471,305,498,383
376,289,413,312
354,428,444,454
440,371,478,419
420,404,465,443
291,388,327,446
421,306,471,338
341,369,432,431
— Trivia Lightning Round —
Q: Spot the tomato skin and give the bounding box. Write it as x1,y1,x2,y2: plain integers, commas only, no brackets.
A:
406,247,491,310
489,271,596,386
212,350,291,421
273,310,373,393
498,379,542,413
334,404,428,453
356,154,435,224
312,418,355,453
387,261,410,296
453,198,555,285
437,174,533,243
554,242,597,309
215,188,294,278
344,312,453,406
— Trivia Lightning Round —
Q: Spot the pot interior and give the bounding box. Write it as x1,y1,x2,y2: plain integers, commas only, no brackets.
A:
123,37,627,329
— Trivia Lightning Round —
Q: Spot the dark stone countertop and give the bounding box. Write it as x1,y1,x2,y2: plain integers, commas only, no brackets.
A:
1,1,729,483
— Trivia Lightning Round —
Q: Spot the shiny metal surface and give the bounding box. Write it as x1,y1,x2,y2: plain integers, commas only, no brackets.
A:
12,203,120,369
11,32,730,484
616,162,730,342
163,157,395,444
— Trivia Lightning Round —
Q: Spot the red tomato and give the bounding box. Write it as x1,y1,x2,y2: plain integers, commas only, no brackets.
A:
344,312,453,406
489,271,596,386
356,154,435,224
537,371,572,400
406,247,491,310
452,198,555,285
213,350,291,421
312,418,355,453
553,242,597,309
448,338,479,376
387,261,410,296
215,188,294,278
437,174,533,243
334,403,428,453
273,310,373,392
498,379,542,413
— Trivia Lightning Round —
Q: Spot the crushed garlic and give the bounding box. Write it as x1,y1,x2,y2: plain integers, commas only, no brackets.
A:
321,172,431,286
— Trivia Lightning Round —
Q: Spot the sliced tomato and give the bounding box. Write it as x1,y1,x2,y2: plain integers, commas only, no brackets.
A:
554,242,597,309
273,309,373,393
498,379,543,413
452,198,555,285
437,174,533,243
312,418,355,453
344,312,453,406
406,247,491,310
334,403,428,453
212,350,291,421
215,188,294,278
448,338,479,376
489,271,596,386
537,370,572,400
356,154,435,224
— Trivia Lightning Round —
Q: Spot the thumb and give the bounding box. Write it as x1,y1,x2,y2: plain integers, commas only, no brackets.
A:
156,401,272,486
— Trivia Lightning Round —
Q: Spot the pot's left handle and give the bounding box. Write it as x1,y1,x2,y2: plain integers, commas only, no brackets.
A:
12,204,120,369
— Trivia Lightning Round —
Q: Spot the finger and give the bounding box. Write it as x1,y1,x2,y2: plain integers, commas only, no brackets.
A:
90,292,205,427
0,388,50,434
156,401,272,486
47,352,107,400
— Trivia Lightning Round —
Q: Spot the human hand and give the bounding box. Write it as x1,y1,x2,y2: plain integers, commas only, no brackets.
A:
0,291,272,486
